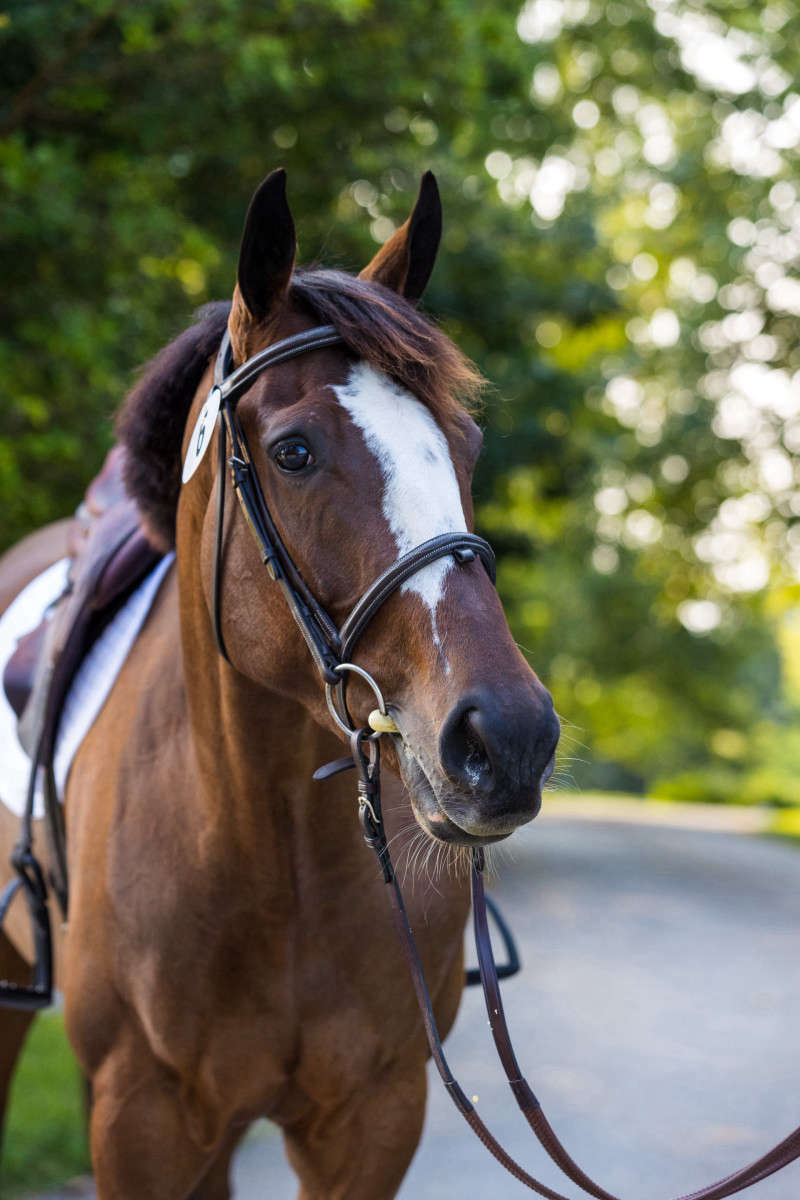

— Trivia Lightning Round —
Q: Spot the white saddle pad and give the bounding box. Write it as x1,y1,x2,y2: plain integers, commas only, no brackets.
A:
0,553,174,820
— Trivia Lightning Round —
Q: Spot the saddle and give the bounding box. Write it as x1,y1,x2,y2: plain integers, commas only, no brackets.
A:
2,445,162,908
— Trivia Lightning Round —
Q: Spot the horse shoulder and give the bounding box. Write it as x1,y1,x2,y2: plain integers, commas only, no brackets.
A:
65,561,189,903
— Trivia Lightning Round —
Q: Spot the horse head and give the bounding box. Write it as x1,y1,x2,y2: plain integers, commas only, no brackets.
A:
124,169,559,846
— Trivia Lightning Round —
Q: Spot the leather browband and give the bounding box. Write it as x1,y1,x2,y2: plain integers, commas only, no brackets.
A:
212,324,343,402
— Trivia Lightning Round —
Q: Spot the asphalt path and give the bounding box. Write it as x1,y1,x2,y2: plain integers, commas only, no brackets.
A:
38,803,800,1199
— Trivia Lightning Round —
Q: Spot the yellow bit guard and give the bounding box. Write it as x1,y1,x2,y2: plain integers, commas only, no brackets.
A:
367,708,399,734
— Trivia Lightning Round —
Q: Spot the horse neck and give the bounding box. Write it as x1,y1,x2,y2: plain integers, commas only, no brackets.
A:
175,542,360,877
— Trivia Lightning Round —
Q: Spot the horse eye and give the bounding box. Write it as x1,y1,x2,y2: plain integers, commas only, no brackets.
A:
274,440,313,472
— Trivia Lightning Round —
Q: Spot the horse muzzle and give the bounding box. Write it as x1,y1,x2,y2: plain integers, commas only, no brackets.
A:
396,687,560,844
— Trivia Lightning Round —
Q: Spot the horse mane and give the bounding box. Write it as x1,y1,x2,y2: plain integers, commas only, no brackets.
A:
117,272,482,549
116,300,231,551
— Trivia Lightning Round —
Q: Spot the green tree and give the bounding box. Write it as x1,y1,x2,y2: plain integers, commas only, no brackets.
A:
2,0,799,795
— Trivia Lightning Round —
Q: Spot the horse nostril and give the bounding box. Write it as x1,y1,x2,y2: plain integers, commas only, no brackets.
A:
439,701,493,791
439,690,560,806
463,711,493,788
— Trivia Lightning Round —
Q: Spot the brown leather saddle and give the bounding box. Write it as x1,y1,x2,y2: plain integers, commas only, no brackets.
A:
2,445,163,910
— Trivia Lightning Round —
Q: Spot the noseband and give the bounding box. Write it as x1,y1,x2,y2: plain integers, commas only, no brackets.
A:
204,324,495,728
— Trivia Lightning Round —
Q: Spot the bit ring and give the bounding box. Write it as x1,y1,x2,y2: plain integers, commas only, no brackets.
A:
325,662,393,736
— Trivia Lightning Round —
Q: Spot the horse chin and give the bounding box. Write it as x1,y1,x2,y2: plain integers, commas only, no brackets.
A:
395,740,514,847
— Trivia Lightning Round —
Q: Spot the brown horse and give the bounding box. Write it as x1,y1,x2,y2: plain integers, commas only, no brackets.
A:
0,170,558,1198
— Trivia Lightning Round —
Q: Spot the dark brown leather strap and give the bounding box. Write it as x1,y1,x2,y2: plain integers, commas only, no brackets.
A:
469,855,800,1200
210,326,345,678
211,415,229,661
385,870,581,1200
338,533,495,662
353,733,799,1200
213,324,343,405
343,732,572,1199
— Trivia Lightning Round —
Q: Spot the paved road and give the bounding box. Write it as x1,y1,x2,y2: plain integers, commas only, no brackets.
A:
39,805,800,1198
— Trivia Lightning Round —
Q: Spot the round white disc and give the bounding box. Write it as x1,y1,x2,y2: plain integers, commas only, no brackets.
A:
182,387,221,483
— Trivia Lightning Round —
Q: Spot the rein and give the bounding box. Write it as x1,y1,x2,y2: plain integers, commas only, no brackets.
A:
201,324,800,1199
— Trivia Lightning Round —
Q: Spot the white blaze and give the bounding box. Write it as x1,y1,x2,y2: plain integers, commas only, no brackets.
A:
332,363,467,643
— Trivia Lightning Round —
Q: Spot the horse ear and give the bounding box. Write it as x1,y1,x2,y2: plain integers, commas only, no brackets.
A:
359,171,442,303
232,169,296,327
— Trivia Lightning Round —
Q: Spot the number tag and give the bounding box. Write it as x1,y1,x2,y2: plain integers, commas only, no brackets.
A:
182,387,221,483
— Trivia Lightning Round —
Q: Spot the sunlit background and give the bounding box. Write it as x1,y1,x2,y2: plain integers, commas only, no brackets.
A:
2,0,800,815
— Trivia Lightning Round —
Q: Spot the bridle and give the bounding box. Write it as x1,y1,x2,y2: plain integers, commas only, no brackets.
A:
197,322,800,1199
206,324,494,730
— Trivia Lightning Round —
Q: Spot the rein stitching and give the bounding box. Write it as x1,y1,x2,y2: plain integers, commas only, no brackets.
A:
203,325,800,1200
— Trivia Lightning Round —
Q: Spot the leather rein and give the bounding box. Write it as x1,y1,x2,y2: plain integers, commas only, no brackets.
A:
204,324,800,1199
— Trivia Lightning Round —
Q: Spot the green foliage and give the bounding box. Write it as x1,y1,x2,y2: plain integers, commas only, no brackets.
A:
652,766,752,806
2,0,800,794
768,807,800,841
653,761,800,808
1,1012,89,1197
